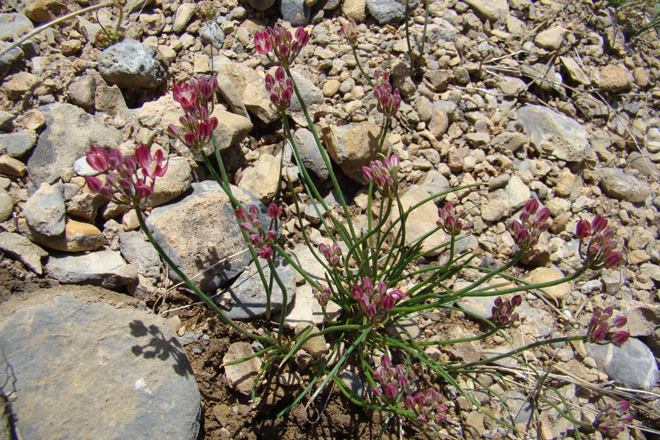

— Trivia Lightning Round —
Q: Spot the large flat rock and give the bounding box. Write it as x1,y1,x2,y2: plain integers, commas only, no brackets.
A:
0,286,200,440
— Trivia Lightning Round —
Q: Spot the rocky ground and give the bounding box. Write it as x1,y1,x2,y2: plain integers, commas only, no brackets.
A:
1,0,660,438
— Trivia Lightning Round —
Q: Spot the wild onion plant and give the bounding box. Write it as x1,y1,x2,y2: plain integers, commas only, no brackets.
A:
83,23,633,437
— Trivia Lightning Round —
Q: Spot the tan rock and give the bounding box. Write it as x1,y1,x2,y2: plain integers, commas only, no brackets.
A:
238,153,280,202
428,107,449,138
343,0,367,21
295,323,328,358
554,168,575,197
0,154,26,177
223,342,262,395
394,185,447,257
145,156,192,208
21,218,104,252
534,26,568,50
216,61,278,124
323,122,379,179
2,72,40,99
526,267,572,300
598,65,632,92
25,0,69,23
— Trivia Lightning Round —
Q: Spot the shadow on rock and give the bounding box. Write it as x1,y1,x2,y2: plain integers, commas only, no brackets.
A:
129,320,193,377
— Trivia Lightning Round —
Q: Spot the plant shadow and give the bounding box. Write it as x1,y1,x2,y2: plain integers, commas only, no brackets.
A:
129,320,194,378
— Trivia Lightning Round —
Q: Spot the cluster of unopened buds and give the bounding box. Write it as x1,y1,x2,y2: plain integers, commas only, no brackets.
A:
318,242,342,267
372,355,407,402
403,388,448,431
491,295,522,328
351,277,405,324
85,144,168,207
576,216,623,269
508,199,551,252
265,67,294,112
373,71,401,118
254,26,309,68
168,76,219,151
312,284,331,307
340,19,359,48
436,203,469,236
235,204,282,260
586,306,629,345
593,401,633,438
362,154,399,197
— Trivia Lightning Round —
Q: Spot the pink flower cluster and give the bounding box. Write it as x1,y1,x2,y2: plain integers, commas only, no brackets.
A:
436,203,469,236
576,216,623,269
491,295,522,328
312,284,331,307
235,203,282,260
318,242,342,267
372,355,408,401
340,19,359,48
85,144,168,207
587,306,629,345
351,277,405,324
402,388,448,431
265,67,294,112
373,71,401,118
361,154,399,197
508,199,551,252
254,26,309,68
594,401,633,437
168,76,219,151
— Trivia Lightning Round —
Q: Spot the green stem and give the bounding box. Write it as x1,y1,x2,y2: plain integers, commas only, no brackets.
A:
352,47,374,87
284,66,357,242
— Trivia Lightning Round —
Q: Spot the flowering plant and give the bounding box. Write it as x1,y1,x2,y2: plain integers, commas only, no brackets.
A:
81,20,637,439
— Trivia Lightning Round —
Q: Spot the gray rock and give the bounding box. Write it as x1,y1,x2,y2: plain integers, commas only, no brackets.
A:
481,176,530,222
119,231,161,278
421,169,450,197
290,127,329,180
23,182,66,237
26,103,122,185
597,167,651,203
98,39,166,89
0,287,200,440
199,22,225,49
67,74,97,112
216,74,250,119
586,338,659,391
0,129,35,157
464,0,509,21
173,3,196,34
516,105,594,163
456,293,496,320
0,232,47,274
289,71,324,113
281,0,310,25
0,187,12,222
146,182,264,292
0,13,33,41
366,0,419,24
218,255,296,320
46,248,138,288
0,44,23,78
